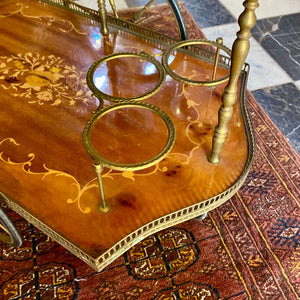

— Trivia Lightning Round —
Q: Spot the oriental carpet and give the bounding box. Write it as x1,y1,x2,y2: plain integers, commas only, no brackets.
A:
0,3,299,300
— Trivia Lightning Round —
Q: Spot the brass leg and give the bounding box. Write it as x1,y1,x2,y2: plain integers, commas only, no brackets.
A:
0,206,22,247
97,0,109,36
108,0,119,18
93,162,111,213
212,37,223,81
195,212,207,221
209,0,259,164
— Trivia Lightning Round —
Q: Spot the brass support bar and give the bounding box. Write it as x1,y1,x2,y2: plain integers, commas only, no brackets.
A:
93,162,111,213
131,0,156,22
97,0,109,36
212,37,223,81
209,0,259,164
108,0,118,18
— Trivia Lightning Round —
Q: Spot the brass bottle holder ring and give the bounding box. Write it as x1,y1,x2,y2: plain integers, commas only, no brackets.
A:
86,51,166,103
83,101,176,171
162,38,231,86
83,101,176,213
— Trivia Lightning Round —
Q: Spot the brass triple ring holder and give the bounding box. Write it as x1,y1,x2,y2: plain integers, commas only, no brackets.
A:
83,39,231,213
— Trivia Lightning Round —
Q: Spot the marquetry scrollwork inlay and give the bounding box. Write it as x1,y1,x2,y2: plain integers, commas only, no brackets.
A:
0,2,88,35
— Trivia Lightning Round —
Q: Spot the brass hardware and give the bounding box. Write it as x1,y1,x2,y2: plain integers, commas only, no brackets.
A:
131,0,156,22
93,162,111,213
86,52,166,103
84,32,253,211
83,1,259,212
97,0,109,35
108,0,118,18
212,37,223,81
209,0,259,164
0,203,22,247
83,102,176,171
85,51,171,213
162,39,231,86
83,102,176,212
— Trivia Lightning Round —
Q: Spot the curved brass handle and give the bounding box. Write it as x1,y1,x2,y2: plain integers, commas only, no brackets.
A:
0,206,22,247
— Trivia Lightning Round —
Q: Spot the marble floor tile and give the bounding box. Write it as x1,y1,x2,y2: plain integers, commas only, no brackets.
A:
202,24,292,91
287,125,300,154
219,0,300,20
251,13,300,81
125,0,165,8
76,0,128,11
182,0,235,28
252,83,300,153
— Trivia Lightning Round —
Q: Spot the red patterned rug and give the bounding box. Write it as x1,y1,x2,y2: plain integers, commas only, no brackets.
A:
1,3,300,300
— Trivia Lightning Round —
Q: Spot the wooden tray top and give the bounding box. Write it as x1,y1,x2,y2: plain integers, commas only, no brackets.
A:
0,0,255,270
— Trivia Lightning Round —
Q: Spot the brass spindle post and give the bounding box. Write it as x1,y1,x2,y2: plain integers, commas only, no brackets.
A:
209,0,259,164
97,0,109,35
93,162,111,213
212,37,223,81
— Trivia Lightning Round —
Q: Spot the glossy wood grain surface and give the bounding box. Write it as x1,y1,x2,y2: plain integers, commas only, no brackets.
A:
0,0,252,266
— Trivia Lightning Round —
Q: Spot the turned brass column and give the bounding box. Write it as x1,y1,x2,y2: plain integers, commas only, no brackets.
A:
97,0,109,35
209,0,259,164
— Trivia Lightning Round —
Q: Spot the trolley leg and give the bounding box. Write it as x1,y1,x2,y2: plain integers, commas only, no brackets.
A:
0,206,22,247
209,0,259,164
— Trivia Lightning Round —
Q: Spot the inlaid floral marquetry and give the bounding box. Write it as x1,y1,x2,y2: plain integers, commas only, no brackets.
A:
0,52,92,106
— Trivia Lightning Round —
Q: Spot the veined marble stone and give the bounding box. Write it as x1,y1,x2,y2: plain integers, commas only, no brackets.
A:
202,24,292,91
253,83,300,153
219,0,300,19
252,13,300,82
